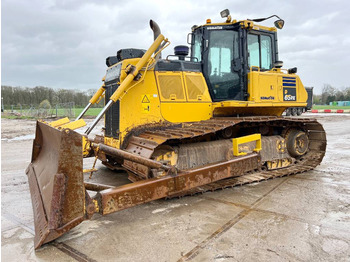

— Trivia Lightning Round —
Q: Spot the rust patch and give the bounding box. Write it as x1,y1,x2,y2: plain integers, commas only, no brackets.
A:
26,121,86,249
95,154,259,215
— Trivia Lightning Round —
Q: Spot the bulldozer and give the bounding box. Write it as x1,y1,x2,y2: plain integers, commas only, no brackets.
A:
26,9,326,249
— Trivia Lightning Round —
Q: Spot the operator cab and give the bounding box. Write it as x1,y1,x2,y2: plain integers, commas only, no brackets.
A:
191,10,283,102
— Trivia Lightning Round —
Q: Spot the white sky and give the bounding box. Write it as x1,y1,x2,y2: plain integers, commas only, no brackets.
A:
2,0,350,94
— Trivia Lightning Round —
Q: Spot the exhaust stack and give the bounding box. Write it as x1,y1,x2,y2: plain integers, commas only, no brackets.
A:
150,20,162,58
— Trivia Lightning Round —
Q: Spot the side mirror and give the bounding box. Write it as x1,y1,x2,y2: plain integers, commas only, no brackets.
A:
248,15,285,29
274,19,284,29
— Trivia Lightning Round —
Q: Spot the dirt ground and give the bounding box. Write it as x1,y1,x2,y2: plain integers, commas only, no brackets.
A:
1,114,350,261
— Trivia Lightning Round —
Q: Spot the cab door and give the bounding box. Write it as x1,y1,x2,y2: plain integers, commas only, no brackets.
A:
202,26,244,101
247,32,278,102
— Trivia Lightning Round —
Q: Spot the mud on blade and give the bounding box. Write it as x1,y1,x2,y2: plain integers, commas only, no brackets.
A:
26,121,85,249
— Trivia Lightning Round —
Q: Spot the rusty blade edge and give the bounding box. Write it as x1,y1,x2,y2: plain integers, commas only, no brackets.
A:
94,153,259,215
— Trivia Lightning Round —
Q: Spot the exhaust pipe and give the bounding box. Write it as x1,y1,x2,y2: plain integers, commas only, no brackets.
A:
150,20,161,58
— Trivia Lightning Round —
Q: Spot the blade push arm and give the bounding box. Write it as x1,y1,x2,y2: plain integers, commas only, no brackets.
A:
75,84,106,121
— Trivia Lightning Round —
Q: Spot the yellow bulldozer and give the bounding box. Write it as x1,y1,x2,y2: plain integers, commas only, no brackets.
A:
26,9,326,249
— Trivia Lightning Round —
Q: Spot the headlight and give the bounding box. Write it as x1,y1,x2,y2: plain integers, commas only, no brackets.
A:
105,63,122,83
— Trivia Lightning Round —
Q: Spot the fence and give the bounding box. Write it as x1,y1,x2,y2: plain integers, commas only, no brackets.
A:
6,102,75,118
50,102,75,118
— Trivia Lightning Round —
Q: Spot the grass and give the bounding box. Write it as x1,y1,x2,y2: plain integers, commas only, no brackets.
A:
1,114,34,120
50,107,103,117
74,107,102,117
312,105,350,110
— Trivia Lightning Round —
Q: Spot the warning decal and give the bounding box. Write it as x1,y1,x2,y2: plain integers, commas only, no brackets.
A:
142,95,150,103
141,94,150,113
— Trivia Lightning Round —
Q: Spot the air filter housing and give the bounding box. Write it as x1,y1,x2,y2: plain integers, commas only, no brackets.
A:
174,45,189,60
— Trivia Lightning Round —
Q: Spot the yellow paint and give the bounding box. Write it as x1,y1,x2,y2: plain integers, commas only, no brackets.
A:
104,136,120,149
141,104,151,113
45,15,294,161
109,34,167,102
155,71,187,102
197,19,277,32
82,135,91,157
104,63,309,147
89,84,105,104
160,103,212,122
59,119,86,130
118,67,163,143
183,72,211,102
93,23,308,152
141,94,151,114
211,69,308,116
48,117,86,130
267,158,292,170
49,117,70,127
154,148,178,167
83,168,98,173
249,71,278,103
232,134,262,156
93,199,99,213
110,67,215,144
154,71,212,122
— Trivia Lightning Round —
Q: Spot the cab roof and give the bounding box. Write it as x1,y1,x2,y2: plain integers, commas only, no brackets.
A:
193,19,277,32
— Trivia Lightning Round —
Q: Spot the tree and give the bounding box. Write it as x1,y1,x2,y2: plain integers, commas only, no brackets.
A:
344,87,350,101
335,91,345,101
313,94,321,105
1,85,97,107
321,84,336,104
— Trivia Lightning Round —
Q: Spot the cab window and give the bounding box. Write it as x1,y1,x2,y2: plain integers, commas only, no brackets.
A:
248,33,272,70
261,35,272,69
248,34,259,68
192,33,202,62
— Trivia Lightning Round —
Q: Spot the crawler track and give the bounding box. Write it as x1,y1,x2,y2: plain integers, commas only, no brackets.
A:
122,116,326,196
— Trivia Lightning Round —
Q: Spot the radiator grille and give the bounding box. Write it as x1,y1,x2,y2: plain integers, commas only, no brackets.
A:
105,84,120,139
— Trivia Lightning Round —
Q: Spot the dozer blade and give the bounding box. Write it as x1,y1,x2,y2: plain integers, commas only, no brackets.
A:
25,121,85,249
